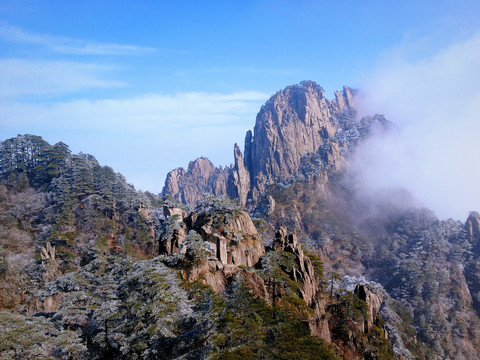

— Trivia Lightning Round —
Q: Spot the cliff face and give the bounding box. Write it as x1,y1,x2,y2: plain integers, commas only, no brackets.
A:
162,81,390,208
244,81,353,189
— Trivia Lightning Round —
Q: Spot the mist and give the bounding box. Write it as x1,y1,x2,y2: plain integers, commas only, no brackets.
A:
353,32,480,221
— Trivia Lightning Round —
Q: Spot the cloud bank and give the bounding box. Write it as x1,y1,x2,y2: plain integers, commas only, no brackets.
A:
0,59,123,97
354,32,480,220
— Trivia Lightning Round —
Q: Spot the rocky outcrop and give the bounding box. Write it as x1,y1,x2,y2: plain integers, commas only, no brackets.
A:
187,209,264,267
270,225,332,340
228,143,250,207
271,225,317,306
160,204,265,291
354,284,384,333
158,206,188,256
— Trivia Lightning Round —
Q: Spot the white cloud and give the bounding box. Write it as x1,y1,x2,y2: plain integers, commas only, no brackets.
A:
0,91,268,192
0,59,124,97
0,24,157,56
1,91,268,129
354,32,480,220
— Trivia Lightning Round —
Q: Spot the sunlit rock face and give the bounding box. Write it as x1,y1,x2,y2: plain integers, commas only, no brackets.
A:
159,203,265,291
162,157,230,205
244,81,353,187
465,211,480,245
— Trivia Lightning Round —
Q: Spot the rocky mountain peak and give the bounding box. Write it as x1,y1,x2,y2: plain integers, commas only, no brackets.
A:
187,157,216,179
230,143,250,207
243,81,360,192
162,158,230,205
162,81,389,208
333,85,355,110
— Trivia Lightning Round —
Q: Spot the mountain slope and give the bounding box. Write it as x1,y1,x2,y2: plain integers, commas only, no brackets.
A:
162,81,480,359
1,81,480,359
0,134,402,359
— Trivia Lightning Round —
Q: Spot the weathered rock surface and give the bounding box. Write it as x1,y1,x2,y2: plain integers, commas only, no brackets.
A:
354,283,384,333
228,143,251,207
162,158,230,205
158,206,188,255
271,225,317,306
160,204,265,291
188,209,264,267
244,81,353,189
270,225,332,340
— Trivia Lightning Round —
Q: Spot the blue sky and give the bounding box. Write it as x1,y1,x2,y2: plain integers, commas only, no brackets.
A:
1,1,480,217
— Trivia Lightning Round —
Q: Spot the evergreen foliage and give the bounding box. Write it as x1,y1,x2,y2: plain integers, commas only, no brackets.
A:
209,278,340,360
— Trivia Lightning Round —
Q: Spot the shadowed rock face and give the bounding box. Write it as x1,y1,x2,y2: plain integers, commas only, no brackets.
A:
354,284,384,333
160,204,265,291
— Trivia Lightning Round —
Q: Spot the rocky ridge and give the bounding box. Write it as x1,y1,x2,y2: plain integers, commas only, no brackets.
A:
158,200,392,357
162,81,390,208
